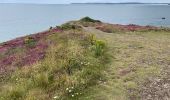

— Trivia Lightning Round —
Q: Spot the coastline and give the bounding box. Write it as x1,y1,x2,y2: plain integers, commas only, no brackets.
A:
0,17,170,99
0,22,167,44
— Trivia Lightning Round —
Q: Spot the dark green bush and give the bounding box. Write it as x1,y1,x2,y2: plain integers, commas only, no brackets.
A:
80,17,101,23
24,37,36,48
59,23,81,30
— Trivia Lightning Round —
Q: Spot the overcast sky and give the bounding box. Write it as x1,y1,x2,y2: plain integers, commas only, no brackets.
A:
0,0,170,4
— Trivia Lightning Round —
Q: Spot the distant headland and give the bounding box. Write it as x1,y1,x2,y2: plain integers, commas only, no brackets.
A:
71,2,170,5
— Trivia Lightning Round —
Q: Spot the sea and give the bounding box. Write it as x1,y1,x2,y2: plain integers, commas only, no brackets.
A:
0,3,170,42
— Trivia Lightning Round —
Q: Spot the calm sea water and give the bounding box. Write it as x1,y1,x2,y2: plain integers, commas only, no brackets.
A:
0,4,170,42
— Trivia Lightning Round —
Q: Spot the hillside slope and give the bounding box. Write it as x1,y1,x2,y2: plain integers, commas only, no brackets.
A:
79,18,170,100
0,17,170,100
0,17,109,100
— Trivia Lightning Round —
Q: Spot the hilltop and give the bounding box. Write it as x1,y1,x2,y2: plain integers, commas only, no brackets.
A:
0,17,170,100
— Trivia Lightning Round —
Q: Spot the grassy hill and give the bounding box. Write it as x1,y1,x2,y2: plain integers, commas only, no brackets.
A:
0,17,170,100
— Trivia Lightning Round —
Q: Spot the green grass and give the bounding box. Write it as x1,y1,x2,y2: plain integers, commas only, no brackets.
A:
82,25,170,100
58,23,82,31
1,18,170,100
24,37,37,48
0,29,109,100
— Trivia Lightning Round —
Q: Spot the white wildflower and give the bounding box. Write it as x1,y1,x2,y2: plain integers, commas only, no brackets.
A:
66,88,69,91
16,78,18,81
87,62,90,65
72,95,74,97
53,96,59,99
69,90,72,93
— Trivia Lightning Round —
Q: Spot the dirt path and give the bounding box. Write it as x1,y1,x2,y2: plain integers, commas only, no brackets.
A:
82,27,170,100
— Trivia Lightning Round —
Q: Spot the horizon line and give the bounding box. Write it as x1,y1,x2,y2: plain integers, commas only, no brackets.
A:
0,2,170,5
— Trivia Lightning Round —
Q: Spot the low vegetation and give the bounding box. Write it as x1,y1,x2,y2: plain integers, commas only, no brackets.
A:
0,17,170,100
57,23,82,30
80,17,101,23
81,20,170,100
96,23,170,33
0,21,109,100
24,37,37,48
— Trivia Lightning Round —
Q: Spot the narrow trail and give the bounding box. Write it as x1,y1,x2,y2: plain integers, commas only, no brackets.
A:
82,27,170,100
83,27,128,100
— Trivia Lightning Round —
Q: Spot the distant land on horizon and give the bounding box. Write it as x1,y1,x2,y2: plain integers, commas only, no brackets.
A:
71,2,170,4
0,2,170,5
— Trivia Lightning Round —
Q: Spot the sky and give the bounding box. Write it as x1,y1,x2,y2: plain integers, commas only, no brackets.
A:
0,0,170,4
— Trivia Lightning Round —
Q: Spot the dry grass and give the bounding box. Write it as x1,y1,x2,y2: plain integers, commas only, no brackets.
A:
0,28,109,100
0,18,170,100
82,25,170,100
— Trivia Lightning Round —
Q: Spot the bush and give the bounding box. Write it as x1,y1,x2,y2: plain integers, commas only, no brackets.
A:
59,23,81,30
80,17,101,23
49,26,53,30
88,34,106,57
24,37,36,48
93,40,106,57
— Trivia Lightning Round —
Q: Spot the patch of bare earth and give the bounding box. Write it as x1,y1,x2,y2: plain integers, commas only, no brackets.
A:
139,58,170,100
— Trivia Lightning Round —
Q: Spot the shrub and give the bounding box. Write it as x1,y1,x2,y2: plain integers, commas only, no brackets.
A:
59,23,81,30
88,34,106,57
49,26,53,30
80,17,101,23
24,37,36,48
93,40,106,57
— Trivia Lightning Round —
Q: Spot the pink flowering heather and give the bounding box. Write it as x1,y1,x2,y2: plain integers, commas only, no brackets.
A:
0,27,62,75
96,23,158,32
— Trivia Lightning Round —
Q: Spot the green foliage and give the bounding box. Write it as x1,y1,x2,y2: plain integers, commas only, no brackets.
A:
93,40,106,57
59,23,81,30
25,89,49,100
0,32,108,100
80,17,101,23
88,34,96,45
0,85,26,100
88,34,106,57
33,72,50,88
24,37,36,48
